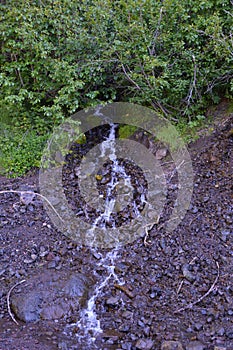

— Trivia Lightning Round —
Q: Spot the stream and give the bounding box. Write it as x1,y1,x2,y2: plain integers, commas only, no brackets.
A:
64,122,147,348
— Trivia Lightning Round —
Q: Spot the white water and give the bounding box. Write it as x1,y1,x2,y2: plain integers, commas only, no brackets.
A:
67,123,145,348
69,124,127,347
75,249,123,347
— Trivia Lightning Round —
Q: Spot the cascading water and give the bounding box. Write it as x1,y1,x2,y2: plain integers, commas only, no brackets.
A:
64,122,148,349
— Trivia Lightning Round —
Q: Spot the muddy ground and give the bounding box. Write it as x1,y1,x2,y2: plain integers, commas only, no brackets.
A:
0,110,232,350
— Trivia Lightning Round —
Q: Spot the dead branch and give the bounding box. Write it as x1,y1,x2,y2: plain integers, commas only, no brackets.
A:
177,280,184,294
11,53,24,87
143,216,160,246
121,63,141,90
0,190,64,223
7,280,26,325
114,283,134,299
185,55,198,110
175,261,220,313
149,7,163,56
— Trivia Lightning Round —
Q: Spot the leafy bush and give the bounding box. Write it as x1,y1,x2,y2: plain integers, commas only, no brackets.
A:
0,124,49,177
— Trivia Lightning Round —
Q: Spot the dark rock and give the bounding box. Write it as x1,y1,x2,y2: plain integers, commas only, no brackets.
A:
11,269,92,322
226,328,233,339
11,291,42,322
194,322,203,331
135,338,154,350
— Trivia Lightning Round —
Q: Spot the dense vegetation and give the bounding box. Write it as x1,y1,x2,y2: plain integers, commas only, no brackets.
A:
0,0,232,176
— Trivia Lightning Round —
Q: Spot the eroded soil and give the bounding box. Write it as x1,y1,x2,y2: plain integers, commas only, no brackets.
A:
0,113,232,350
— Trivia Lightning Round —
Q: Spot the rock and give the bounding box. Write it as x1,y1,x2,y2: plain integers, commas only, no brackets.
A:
193,322,203,331
182,264,196,282
11,269,92,322
106,296,120,306
216,326,225,336
214,347,226,350
122,310,133,319
156,148,167,160
135,338,154,350
11,291,42,322
20,192,35,205
161,340,184,350
226,327,233,339
92,251,102,260
220,229,231,242
186,341,205,350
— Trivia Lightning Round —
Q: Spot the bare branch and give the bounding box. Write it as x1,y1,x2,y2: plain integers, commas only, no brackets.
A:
149,7,163,56
175,261,220,313
7,280,26,325
121,63,141,90
11,54,24,87
185,55,198,108
0,190,64,223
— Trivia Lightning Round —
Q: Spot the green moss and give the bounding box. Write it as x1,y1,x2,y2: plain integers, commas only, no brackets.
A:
118,125,138,139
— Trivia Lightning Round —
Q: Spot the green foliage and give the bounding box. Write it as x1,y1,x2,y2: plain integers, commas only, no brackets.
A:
176,114,208,143
0,125,49,177
0,0,232,176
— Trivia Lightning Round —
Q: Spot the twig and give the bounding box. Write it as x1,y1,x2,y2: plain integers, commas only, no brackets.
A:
121,63,141,90
0,190,64,223
189,213,202,226
11,53,24,87
185,55,198,112
175,261,220,313
177,280,184,294
149,6,163,56
143,217,160,246
7,280,26,325
114,283,134,299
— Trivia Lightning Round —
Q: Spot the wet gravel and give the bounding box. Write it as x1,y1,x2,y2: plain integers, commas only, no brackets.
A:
0,114,232,350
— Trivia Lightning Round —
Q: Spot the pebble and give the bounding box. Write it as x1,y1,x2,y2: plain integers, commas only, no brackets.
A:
214,347,226,350
216,326,225,336
135,338,154,350
226,327,233,339
186,341,205,350
193,322,203,331
161,341,184,350
106,296,120,306
92,251,102,260
182,264,196,282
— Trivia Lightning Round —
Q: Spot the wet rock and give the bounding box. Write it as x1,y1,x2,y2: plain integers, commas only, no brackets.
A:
92,251,102,260
135,338,154,350
186,341,205,350
11,269,92,322
161,341,184,350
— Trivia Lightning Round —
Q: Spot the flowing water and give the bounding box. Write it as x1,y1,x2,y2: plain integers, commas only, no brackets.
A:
65,123,137,348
